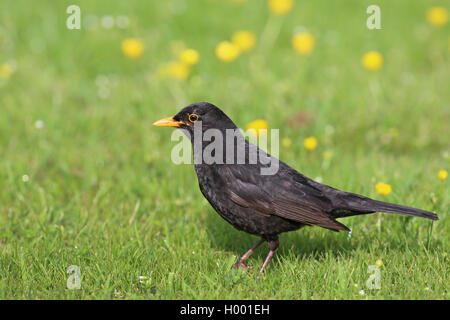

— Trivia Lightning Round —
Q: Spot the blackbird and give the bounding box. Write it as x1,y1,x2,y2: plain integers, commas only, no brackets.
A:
154,102,438,276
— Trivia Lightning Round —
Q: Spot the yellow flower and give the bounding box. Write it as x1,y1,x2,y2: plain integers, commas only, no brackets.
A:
121,38,144,59
427,7,448,26
232,30,257,53
292,32,315,56
282,137,292,148
303,136,317,151
0,63,13,79
438,169,448,181
375,182,392,196
159,61,190,80
323,150,333,161
144,153,153,164
375,259,383,268
361,51,383,71
268,0,294,16
216,41,240,62
246,119,268,137
179,49,200,66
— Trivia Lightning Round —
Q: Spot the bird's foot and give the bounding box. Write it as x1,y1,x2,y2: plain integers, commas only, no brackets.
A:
232,261,253,270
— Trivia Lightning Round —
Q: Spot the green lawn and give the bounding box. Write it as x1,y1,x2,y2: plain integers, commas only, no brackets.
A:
0,0,448,299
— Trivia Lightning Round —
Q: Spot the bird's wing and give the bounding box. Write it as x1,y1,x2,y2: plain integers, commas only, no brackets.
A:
219,164,349,232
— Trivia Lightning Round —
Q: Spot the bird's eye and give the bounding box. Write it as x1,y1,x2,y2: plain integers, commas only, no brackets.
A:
189,113,199,122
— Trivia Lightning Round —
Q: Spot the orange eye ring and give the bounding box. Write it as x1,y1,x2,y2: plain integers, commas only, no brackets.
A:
189,113,199,122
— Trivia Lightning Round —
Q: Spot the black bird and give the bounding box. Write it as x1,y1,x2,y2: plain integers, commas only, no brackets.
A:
154,102,438,276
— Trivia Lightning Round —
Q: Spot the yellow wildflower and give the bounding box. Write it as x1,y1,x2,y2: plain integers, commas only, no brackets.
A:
246,119,268,137
121,38,144,59
292,32,315,56
216,41,240,62
375,259,383,268
361,51,383,71
144,153,153,164
232,30,256,53
159,61,190,81
268,0,294,16
0,63,13,79
427,7,448,26
323,150,333,161
282,137,292,148
179,49,200,66
438,169,448,181
303,136,317,151
375,182,392,196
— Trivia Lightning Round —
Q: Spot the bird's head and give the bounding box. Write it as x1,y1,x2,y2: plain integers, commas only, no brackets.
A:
153,102,237,135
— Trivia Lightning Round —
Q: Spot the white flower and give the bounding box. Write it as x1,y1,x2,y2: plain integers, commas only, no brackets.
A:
22,174,29,182
101,15,114,29
138,276,151,285
116,16,129,29
97,86,110,99
35,120,44,129
359,289,365,295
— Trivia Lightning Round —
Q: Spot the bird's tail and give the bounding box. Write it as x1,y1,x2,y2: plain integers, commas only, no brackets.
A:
364,198,438,220
333,193,439,221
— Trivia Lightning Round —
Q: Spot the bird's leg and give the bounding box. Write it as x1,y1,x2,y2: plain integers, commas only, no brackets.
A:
257,237,279,277
233,238,265,270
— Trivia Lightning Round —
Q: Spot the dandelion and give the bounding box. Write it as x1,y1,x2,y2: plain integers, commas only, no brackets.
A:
325,125,335,135
303,136,318,151
268,0,294,16
84,14,99,31
0,63,13,79
292,32,315,56
97,86,111,99
438,169,448,181
179,48,200,66
138,276,151,285
159,61,190,80
232,30,256,52
215,41,240,62
427,7,448,27
144,153,153,164
246,119,268,137
376,259,383,268
121,38,144,59
361,51,383,71
116,16,130,29
282,137,292,148
323,150,333,161
375,182,392,196
101,15,115,29
35,120,44,129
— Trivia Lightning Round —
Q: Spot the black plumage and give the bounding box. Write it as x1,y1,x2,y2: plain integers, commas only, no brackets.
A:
154,102,439,275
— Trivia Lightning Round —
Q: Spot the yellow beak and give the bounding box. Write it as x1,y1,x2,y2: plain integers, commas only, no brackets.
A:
153,117,184,127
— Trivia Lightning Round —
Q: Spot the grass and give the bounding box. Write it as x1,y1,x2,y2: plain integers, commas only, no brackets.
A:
0,0,448,299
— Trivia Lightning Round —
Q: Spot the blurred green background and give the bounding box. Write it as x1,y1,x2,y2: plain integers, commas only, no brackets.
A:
0,0,448,299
